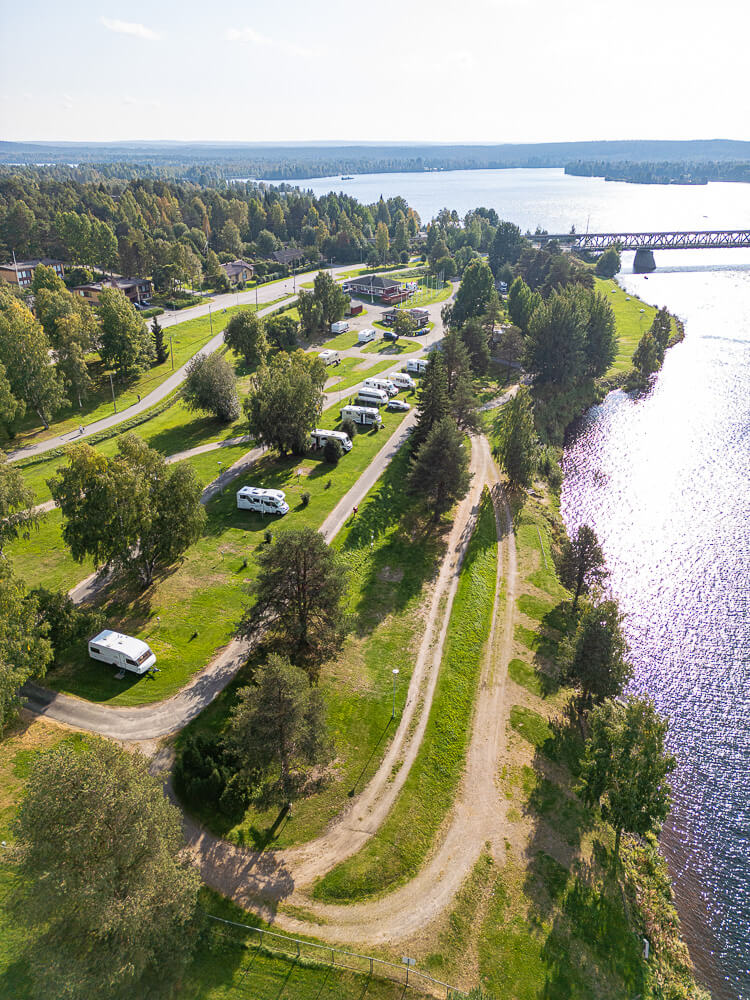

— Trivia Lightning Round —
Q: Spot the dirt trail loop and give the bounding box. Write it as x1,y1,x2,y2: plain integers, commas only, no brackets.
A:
192,437,518,946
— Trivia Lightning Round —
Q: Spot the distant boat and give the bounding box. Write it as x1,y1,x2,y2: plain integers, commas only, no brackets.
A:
341,175,354,180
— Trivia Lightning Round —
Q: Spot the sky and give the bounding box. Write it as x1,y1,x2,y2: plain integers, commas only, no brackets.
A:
2,0,749,144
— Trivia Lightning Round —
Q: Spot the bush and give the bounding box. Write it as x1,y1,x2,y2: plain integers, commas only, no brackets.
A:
174,732,248,819
264,529,273,544
301,491,311,507
31,588,105,667
323,437,343,464
340,417,357,440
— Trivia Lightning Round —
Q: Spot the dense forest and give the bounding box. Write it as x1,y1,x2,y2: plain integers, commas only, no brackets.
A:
565,159,750,185
3,139,750,181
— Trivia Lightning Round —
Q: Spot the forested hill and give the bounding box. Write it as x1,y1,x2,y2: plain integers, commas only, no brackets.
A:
3,139,750,181
565,159,750,185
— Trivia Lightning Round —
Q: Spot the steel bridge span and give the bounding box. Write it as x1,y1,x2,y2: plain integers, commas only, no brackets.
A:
536,230,750,252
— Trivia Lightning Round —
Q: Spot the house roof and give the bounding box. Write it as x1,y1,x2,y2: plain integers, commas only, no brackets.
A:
221,258,254,277
272,248,305,265
343,274,402,293
74,276,149,293
0,257,63,271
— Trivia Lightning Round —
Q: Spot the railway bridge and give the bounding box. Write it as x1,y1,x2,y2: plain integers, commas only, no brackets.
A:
533,229,750,271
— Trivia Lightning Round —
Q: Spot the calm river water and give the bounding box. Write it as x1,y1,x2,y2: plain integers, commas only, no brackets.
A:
297,169,750,997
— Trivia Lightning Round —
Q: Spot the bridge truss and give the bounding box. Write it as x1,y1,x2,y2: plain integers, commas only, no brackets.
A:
537,230,750,251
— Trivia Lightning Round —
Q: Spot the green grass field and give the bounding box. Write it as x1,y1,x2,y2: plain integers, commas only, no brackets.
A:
313,489,499,902
360,335,422,356
41,405,409,706
322,358,399,395
3,296,289,449
174,438,445,849
596,278,677,375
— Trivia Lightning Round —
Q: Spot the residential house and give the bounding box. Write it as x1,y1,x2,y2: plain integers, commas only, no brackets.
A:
220,259,254,284
0,258,65,289
342,274,410,305
272,248,306,267
74,276,152,306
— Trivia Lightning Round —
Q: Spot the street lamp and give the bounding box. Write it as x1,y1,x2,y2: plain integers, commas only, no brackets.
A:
391,668,399,720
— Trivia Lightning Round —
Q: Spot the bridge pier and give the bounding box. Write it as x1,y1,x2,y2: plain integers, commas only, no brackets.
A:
633,249,656,273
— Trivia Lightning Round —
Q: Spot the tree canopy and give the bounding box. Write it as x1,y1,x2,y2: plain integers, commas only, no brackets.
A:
182,352,240,422
409,416,471,521
244,350,326,456
97,288,154,379
13,738,200,999
0,564,52,732
224,308,269,368
0,450,40,553
493,386,539,489
0,292,66,430
562,598,633,716
450,259,497,328
558,523,608,609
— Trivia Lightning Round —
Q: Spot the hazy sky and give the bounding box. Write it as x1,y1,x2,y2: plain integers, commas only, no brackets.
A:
2,0,749,143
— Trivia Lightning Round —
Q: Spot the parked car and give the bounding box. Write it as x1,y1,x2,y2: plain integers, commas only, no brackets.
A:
387,399,411,412
383,329,399,342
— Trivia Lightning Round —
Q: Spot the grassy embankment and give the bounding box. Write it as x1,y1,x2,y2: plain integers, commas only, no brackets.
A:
36,403,410,706
394,456,705,998
0,721,430,1000
596,277,679,376
173,437,445,849
3,296,289,449
313,489,498,902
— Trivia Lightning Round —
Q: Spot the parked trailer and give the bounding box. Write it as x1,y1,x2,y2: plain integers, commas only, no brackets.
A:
341,404,382,427
310,428,353,452
357,328,376,344
330,320,349,334
319,349,341,366
355,387,389,407
406,358,429,375
88,629,156,675
236,486,289,515
363,377,398,397
391,372,416,390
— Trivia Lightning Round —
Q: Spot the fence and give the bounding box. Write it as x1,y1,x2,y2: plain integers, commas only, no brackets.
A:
205,913,470,999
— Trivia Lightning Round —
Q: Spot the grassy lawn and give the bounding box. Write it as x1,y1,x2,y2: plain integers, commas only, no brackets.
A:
3,296,289,450
323,358,399,395
42,407,409,706
313,489,499,902
596,278,677,375
0,720,427,1000
318,329,361,350
397,277,452,309
174,438,446,849
360,336,422,356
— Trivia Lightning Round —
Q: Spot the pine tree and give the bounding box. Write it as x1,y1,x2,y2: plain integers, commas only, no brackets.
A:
151,315,169,364
493,386,539,489
411,352,450,452
408,416,471,521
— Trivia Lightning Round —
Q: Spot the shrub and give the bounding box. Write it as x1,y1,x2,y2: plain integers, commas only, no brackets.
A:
340,417,357,440
301,491,311,507
174,732,248,819
323,437,343,464
31,588,105,667
264,529,273,544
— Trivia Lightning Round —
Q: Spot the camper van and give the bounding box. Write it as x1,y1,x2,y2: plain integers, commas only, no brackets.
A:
357,328,376,344
330,320,349,334
236,486,289,516
406,358,429,376
340,404,382,427
355,387,389,407
391,372,416,391
310,428,353,453
319,349,340,366
88,630,156,675
363,377,398,397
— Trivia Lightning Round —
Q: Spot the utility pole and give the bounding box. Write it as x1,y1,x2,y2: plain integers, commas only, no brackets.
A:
391,668,399,720
208,304,213,335
170,334,174,371
109,371,117,413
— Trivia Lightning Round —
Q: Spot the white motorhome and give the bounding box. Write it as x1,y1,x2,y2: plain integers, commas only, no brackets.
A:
363,377,398,397
357,328,376,344
356,387,389,407
310,428,353,453
391,372,416,390
319,349,340,366
88,629,156,675
236,486,290,515
341,404,382,427
330,320,349,334
406,358,429,375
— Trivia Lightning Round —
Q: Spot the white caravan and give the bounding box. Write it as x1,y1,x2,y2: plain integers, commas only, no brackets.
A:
88,629,156,675
357,328,376,344
340,404,382,427
356,387,389,407
236,486,290,516
319,349,340,366
391,372,416,390
363,377,398,397
406,358,429,375
310,428,353,452
330,320,349,334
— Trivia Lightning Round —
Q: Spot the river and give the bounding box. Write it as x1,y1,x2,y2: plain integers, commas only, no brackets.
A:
296,168,750,997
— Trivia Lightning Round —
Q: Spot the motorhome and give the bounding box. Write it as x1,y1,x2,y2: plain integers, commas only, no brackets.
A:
88,630,156,675
357,328,376,344
340,404,382,427
391,372,416,391
330,320,349,334
363,377,398,397
319,349,341,366
310,428,353,453
406,358,429,375
236,486,290,515
355,387,389,407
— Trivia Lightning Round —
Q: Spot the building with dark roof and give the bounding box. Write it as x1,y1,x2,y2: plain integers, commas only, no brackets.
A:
74,276,152,306
272,248,306,267
342,273,410,304
0,258,65,288
220,259,254,283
